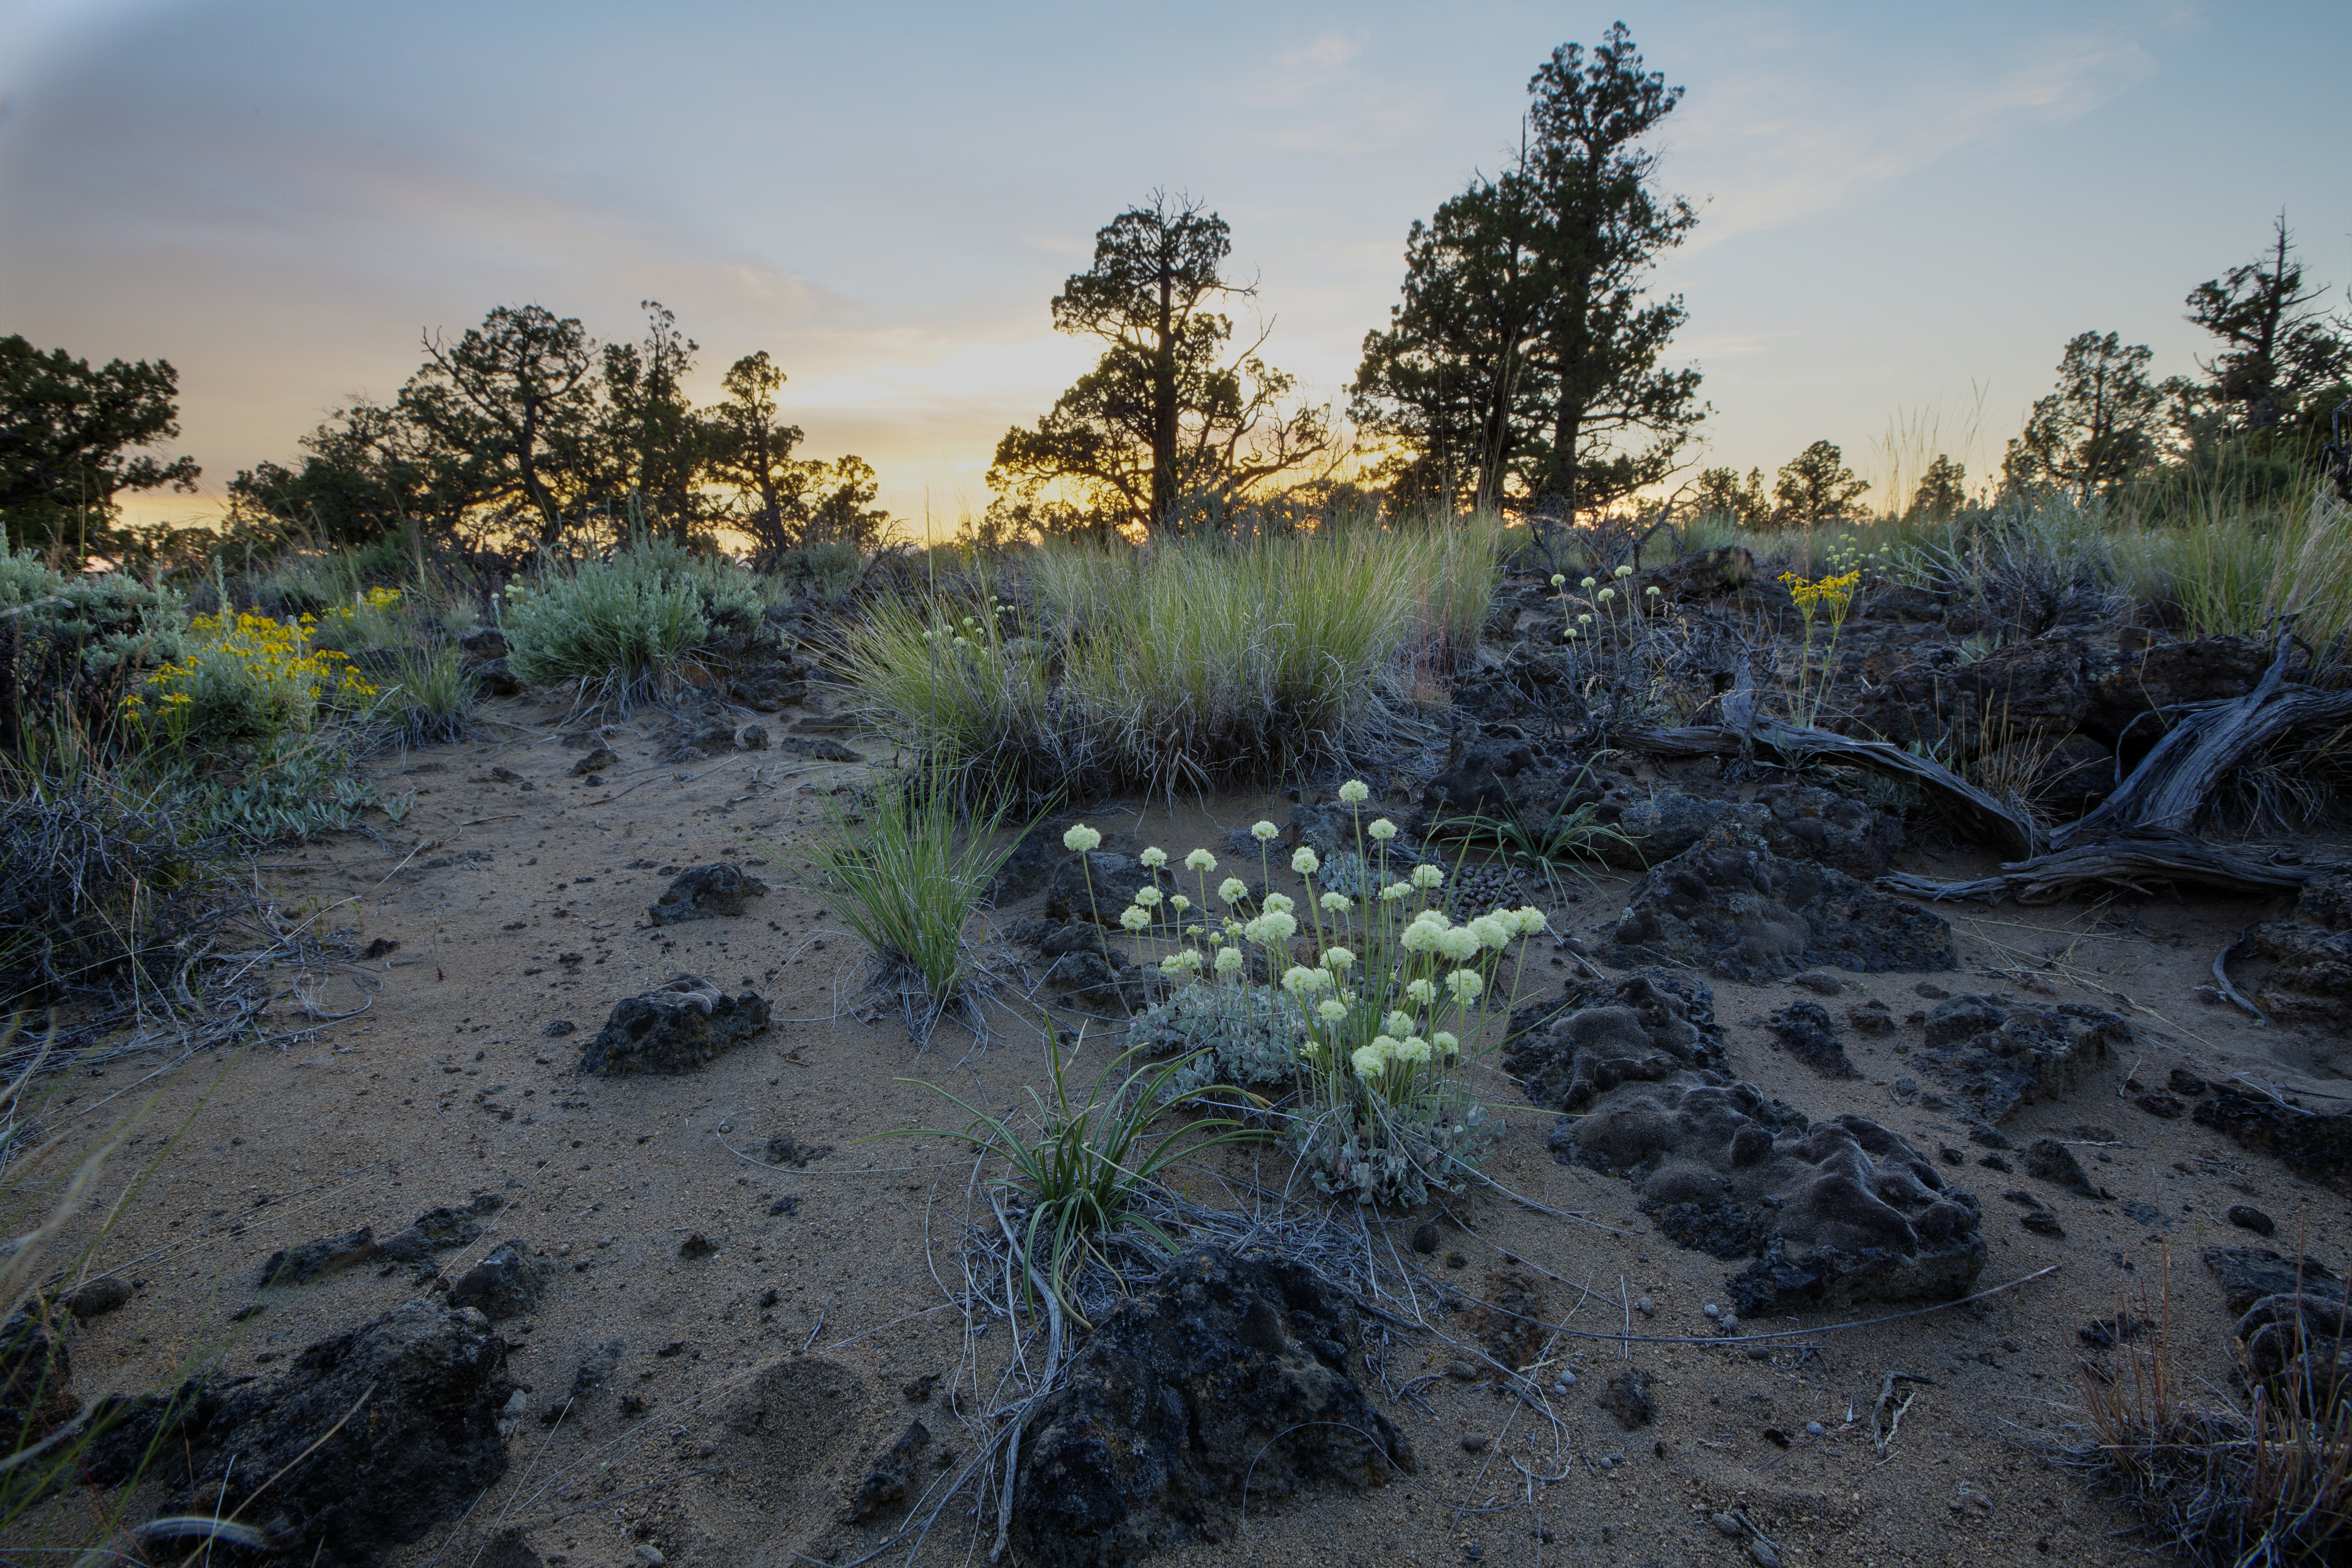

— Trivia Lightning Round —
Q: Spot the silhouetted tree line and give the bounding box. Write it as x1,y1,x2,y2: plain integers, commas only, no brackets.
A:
8,24,2348,562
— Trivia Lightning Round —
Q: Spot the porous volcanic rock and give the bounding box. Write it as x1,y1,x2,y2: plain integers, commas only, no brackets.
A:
2293,870,2352,931
2203,1247,2348,1315
2236,1289,2352,1413
1502,970,1727,1112
1913,994,2131,1123
2193,1094,2352,1193
1008,1247,1412,1568
85,1300,514,1567
1542,1050,1984,1314
1764,1000,1859,1078
1045,851,1157,925
578,974,770,1075
448,1240,553,1321
646,862,768,924
1605,819,1957,983
1594,786,1902,877
2244,922,2352,1027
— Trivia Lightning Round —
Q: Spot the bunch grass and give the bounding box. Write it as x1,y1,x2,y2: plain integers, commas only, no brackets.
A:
501,535,760,707
807,761,1025,1037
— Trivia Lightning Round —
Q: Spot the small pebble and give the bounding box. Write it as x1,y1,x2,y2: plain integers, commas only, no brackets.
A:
1750,1542,1782,1568
1634,1296,1655,1317
1703,1303,1720,1319
1555,1370,1576,1388
1445,1360,1479,1381
1712,1513,1743,1539
1719,1312,1740,1333
1460,1432,1490,1452
2226,1205,2276,1237
1804,1421,1825,1436
634,1549,667,1568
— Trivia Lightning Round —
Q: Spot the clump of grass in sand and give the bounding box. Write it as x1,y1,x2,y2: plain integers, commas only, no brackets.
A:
845,516,1505,802
2070,1263,2350,1565
807,761,1024,1036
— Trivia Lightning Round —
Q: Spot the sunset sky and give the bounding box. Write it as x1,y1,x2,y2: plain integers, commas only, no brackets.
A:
2,0,2346,533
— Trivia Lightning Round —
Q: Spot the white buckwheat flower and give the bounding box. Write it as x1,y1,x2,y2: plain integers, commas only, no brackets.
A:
1169,894,1190,913
1445,968,1485,1001
1469,914,1512,950
1261,892,1295,915
1646,585,1662,598
1367,817,1398,841
1291,847,1320,875
1512,906,1549,937
1322,946,1355,970
1133,886,1161,908
1320,891,1352,913
1338,779,1370,803
1214,946,1244,975
1597,587,1615,602
1218,877,1249,904
1380,881,1411,901
1139,847,1167,868
1062,824,1102,853
1247,910,1298,944
1383,1010,1416,1037
1405,977,1436,1005
1433,1030,1460,1057
1396,1036,1433,1065
1250,820,1278,842
1437,925,1482,962
1351,1044,1389,1077
1119,906,1152,932
1282,965,1316,996
1581,576,1598,589
1550,574,1566,588
1317,998,1348,1024
1411,864,1445,890
1186,849,1217,871
1615,564,1634,578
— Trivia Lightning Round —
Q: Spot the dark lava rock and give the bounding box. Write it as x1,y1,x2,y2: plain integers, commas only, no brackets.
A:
2243,921,2352,1026
2226,1205,2277,1237
85,1300,513,1567
1465,1269,1549,1371
647,862,768,925
763,1133,834,1167
1765,1001,1858,1078
1007,1247,1412,1568
2192,1094,2352,1193
377,1196,504,1265
1504,970,1725,1112
466,656,524,697
448,1240,551,1321
458,627,508,660
776,733,863,762
541,1019,575,1037
569,746,618,777
2135,1093,2185,1119
1914,995,2129,1124
578,975,771,1076
2203,1247,2348,1315
2167,1068,2210,1097
1606,820,1956,984
1410,1223,1440,1255
2078,1314,2154,1349
678,1232,718,1259
1789,971,1845,995
1848,1000,1896,1037
65,1276,132,1319
1596,1367,1656,1430
2235,1288,2352,1412
2022,1138,2110,1199
1045,851,1156,925
659,720,736,763
2020,1211,2066,1237
2294,870,2352,932
848,1420,931,1521
1550,1072,1984,1315
257,1227,377,1288
1596,787,1902,879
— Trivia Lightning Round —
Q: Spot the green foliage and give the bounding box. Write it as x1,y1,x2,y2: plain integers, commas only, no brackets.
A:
1350,24,1703,520
989,193,1331,538
1125,985,1298,1100
849,523,1498,800
1908,454,1969,521
1691,466,1769,528
382,644,475,745
500,536,759,704
1772,439,1870,526
2184,215,2351,434
897,1036,1258,1306
807,764,1023,1034
0,335,201,559
251,536,415,618
2004,331,2164,501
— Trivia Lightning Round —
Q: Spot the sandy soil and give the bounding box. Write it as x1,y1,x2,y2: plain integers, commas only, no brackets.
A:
16,689,2349,1568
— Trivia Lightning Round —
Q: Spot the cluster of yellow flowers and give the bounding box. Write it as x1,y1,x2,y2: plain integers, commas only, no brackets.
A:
1778,568,1862,620
122,607,378,735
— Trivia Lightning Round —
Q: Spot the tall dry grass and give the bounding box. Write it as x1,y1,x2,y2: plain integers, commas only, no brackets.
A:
846,515,1505,799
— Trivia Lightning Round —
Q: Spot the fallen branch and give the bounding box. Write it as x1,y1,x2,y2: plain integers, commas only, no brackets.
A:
2210,928,2270,1025
1877,832,2333,906
2051,630,2352,848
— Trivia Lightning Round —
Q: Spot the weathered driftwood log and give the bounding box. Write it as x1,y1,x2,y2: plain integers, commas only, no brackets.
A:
2049,632,2352,848
1876,832,2331,906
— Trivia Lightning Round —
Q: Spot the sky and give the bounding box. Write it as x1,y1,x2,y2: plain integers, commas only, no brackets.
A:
2,0,2348,535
